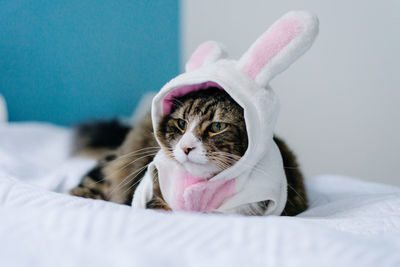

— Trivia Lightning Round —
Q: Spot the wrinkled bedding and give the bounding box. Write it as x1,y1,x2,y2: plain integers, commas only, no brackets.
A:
0,123,399,267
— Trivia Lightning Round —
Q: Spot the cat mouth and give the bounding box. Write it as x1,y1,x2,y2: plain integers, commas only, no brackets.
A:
183,153,210,165
179,157,204,165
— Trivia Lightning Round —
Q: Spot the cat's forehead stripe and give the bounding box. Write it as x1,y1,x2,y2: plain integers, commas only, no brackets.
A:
169,88,245,127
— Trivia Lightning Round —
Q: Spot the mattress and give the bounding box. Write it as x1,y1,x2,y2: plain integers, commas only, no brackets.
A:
0,122,399,267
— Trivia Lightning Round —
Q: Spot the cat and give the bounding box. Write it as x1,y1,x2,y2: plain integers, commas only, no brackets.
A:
69,88,307,216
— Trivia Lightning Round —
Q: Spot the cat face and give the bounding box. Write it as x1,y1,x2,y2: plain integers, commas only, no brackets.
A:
157,88,248,178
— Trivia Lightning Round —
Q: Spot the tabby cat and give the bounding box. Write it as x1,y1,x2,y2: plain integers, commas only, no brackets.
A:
69,88,307,216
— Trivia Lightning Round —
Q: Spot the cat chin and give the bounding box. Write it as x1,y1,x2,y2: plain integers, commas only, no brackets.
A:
167,157,220,179
180,161,220,179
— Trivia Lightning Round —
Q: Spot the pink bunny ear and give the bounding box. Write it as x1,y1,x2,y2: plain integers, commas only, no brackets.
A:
185,41,227,72
238,11,319,88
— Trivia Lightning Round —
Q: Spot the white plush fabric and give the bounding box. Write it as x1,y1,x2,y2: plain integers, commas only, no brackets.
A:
0,122,399,267
133,11,319,215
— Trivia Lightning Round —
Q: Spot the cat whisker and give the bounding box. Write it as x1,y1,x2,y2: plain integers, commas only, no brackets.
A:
118,163,154,197
285,196,296,209
207,154,237,163
286,183,306,203
105,152,158,181
208,155,239,168
115,163,150,189
80,152,156,186
283,166,300,170
117,147,160,159
108,162,151,197
210,155,239,163
208,151,241,159
211,151,242,159
87,151,157,188
212,159,234,172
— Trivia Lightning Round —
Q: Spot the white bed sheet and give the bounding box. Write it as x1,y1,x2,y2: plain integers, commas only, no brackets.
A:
0,123,399,267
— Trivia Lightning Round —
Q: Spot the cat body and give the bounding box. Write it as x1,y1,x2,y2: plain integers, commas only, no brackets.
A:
70,88,307,216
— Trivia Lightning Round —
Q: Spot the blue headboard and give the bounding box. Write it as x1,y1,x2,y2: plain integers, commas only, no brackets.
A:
0,1,179,125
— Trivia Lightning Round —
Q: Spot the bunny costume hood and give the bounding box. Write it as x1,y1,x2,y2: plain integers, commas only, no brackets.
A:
132,11,319,215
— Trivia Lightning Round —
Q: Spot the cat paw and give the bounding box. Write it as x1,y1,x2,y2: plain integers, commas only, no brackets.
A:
69,186,106,200
146,197,171,211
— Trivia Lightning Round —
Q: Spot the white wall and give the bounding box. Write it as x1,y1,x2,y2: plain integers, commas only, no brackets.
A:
182,0,400,185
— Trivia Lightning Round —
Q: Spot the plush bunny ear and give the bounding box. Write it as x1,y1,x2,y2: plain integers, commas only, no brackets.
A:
238,11,319,88
185,41,227,72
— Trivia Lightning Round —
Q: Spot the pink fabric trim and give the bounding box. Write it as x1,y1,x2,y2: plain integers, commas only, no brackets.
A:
162,81,223,115
172,169,236,212
186,42,215,72
243,18,303,80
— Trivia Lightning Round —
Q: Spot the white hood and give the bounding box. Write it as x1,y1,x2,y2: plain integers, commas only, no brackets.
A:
132,11,319,215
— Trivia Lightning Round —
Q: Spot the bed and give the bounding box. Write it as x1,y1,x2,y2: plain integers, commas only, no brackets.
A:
0,122,399,267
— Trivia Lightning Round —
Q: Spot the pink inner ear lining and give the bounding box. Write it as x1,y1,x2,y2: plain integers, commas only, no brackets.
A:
243,18,303,80
186,42,216,72
162,81,223,115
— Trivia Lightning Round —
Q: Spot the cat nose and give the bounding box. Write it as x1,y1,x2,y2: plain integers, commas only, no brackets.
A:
182,146,195,155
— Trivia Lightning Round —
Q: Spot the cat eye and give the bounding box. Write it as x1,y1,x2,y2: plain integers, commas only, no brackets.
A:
209,122,228,134
176,119,188,132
